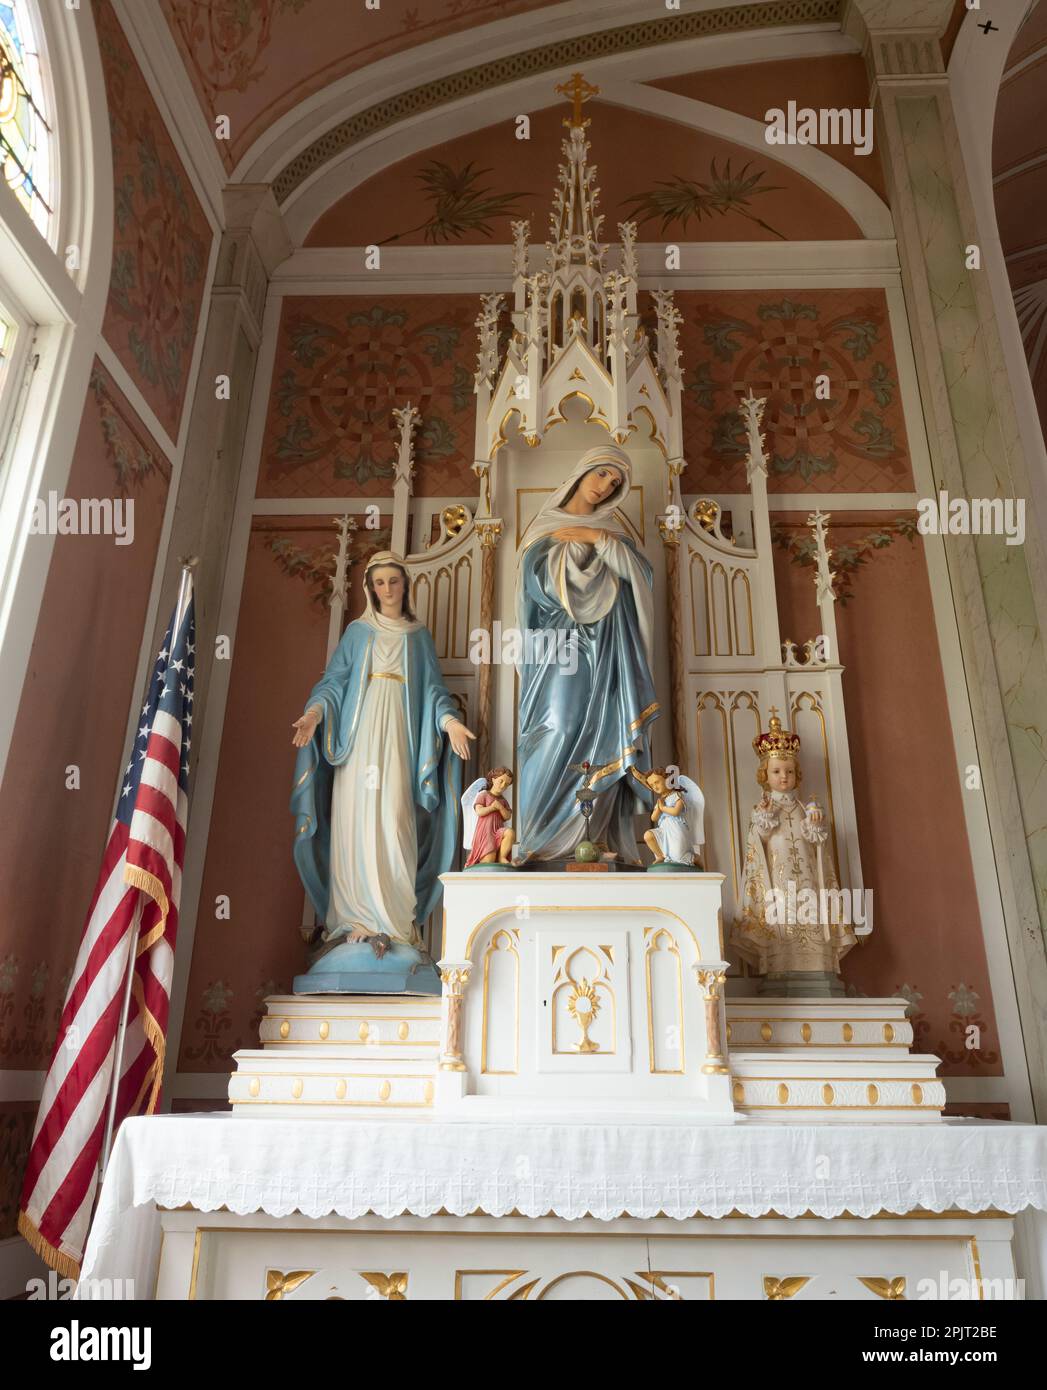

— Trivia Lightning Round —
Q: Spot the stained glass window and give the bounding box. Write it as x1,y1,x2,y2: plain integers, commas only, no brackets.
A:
0,0,52,237
0,306,14,405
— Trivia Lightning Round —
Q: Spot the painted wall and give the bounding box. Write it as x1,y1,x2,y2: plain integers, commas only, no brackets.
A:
94,0,211,443
0,5,213,1241
307,99,861,248
771,511,1004,1104
0,364,172,1235
161,0,568,170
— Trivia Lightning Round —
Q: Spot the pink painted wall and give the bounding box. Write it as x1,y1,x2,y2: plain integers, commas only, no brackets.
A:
95,0,211,443
772,512,1002,1080
0,365,171,1234
308,100,861,248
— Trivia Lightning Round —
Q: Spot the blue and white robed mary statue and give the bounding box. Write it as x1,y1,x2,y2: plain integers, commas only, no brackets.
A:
517,444,660,862
289,552,475,994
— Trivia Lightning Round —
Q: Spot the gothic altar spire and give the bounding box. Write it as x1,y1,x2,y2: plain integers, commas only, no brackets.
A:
473,74,685,505
548,72,605,276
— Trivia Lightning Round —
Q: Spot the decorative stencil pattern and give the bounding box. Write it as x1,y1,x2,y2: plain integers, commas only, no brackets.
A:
161,0,572,170
259,297,478,498
674,290,913,494
95,0,211,442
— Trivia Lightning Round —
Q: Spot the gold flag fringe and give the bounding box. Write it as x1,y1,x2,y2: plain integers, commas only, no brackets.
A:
17,1210,81,1281
122,862,171,1114
16,861,175,1282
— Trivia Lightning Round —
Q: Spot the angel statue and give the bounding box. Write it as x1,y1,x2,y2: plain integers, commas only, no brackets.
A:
632,767,705,869
289,550,476,994
730,711,855,991
462,766,516,869
516,443,659,863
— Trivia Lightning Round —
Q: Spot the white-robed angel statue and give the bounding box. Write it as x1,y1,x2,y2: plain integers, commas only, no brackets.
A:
632,767,705,868
289,551,476,993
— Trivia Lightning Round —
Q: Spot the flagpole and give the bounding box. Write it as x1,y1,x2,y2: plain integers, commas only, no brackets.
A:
100,558,197,1177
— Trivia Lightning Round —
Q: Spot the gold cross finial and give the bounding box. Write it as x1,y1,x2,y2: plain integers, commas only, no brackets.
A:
555,71,600,128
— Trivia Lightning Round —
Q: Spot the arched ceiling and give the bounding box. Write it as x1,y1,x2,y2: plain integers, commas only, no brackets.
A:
148,0,971,250
993,0,1047,432
306,97,865,248
160,0,571,170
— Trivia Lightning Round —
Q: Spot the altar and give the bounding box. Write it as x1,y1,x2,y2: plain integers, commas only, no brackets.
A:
81,1112,1047,1300
67,75,1045,1306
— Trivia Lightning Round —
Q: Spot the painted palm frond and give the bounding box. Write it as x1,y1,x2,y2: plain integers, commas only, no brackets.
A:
381,161,533,245
622,159,786,240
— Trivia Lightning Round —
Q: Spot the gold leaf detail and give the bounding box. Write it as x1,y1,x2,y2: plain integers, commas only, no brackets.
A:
265,1269,315,1301
858,1277,906,1300
764,1276,809,1301
361,1272,408,1300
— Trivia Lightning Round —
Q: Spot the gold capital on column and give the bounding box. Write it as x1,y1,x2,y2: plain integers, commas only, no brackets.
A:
693,961,730,1075
438,960,472,1071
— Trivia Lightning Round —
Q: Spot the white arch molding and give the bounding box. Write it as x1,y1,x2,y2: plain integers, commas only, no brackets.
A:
0,0,115,781
271,35,891,246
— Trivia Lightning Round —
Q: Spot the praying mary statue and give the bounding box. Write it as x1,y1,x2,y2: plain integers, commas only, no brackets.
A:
517,444,659,863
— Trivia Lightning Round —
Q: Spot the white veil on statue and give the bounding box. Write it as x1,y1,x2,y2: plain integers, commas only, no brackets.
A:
517,443,653,666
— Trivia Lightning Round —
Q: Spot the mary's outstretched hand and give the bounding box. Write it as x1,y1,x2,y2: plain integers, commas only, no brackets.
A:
291,707,320,748
445,719,477,759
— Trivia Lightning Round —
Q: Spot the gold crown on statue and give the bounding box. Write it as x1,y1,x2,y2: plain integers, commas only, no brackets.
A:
753,710,801,760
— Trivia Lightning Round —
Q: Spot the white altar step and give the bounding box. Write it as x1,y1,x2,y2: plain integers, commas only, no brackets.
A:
725,996,914,1050
230,992,944,1121
729,1051,945,1121
257,994,440,1057
228,1051,436,1115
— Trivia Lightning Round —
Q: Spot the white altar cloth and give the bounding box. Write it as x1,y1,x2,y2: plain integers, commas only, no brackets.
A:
80,1113,1047,1295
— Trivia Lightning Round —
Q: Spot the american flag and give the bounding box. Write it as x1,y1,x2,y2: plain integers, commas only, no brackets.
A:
18,576,195,1277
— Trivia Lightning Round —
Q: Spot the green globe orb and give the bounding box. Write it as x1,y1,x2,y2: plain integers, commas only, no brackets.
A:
574,840,600,863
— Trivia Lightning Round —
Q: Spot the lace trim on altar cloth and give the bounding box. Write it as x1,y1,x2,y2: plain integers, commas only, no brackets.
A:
80,1115,1047,1279
78,1118,1047,1284
129,1173,1047,1223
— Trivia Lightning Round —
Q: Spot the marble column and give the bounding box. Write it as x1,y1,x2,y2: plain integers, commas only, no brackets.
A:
149,186,291,746
845,0,1047,1114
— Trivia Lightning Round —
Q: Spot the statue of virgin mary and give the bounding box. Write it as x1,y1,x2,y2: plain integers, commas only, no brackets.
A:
516,444,659,863
289,552,475,991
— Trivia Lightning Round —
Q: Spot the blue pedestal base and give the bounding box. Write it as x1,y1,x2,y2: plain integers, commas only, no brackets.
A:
293,940,442,996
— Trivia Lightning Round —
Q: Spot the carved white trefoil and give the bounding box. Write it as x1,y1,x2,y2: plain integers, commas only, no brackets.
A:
474,293,504,391
652,290,683,387
739,389,768,481
511,220,530,278
807,509,838,606
391,403,420,491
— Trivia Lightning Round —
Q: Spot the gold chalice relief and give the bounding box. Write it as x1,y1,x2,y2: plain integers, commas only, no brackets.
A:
567,978,601,1053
